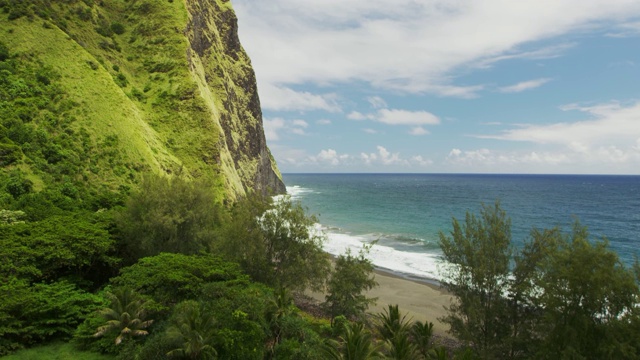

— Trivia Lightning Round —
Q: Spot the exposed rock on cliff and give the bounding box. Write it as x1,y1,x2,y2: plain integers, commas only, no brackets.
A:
185,0,286,196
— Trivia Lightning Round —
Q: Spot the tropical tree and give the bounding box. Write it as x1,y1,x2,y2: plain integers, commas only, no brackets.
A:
93,287,153,345
220,196,331,292
116,174,224,263
166,301,218,360
534,223,640,359
438,202,512,358
324,322,384,360
438,202,640,359
324,246,378,321
376,304,413,342
265,286,298,355
411,320,434,359
376,304,418,359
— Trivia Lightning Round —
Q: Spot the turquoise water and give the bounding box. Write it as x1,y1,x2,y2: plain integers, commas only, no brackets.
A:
283,174,640,280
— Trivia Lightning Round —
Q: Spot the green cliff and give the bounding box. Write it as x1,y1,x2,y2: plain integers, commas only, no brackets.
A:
0,0,285,201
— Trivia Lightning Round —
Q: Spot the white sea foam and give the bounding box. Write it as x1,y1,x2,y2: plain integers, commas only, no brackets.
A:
319,225,442,281
280,186,443,281
281,185,314,201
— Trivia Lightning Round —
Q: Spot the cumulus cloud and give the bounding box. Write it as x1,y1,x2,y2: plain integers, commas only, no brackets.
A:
409,126,429,136
292,119,309,128
236,0,640,98
264,117,310,140
347,111,369,120
271,144,434,171
376,109,441,126
313,149,349,165
259,84,341,112
264,118,286,141
316,119,332,125
360,146,406,166
464,101,640,172
499,78,552,93
411,155,433,166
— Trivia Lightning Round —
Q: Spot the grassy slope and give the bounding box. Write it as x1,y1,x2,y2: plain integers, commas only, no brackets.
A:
0,0,281,200
1,342,114,360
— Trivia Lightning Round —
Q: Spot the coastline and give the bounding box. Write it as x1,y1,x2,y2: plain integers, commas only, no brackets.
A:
306,261,453,336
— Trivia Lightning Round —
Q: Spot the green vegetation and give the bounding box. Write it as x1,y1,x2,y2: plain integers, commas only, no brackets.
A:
439,202,640,359
217,195,331,292
324,246,378,321
0,0,283,205
1,342,114,360
1,1,638,359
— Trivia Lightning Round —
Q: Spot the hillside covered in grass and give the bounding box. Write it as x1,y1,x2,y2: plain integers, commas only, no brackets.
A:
0,0,285,203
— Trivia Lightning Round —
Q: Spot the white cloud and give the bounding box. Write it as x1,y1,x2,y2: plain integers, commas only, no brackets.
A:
444,145,640,173
264,117,286,141
376,109,440,126
453,101,640,172
606,21,640,37
361,146,406,166
264,117,310,140
311,149,350,166
363,128,378,134
367,96,387,109
481,101,640,146
317,119,332,125
499,78,552,93
411,155,433,167
476,43,576,68
409,126,429,136
347,111,369,120
236,0,640,98
259,84,341,112
292,119,309,128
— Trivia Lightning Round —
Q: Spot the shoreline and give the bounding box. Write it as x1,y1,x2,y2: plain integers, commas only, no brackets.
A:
308,257,454,336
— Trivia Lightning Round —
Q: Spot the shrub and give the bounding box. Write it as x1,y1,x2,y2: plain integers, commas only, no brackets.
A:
110,22,125,35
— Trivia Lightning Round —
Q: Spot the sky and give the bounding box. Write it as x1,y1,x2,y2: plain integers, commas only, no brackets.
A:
233,0,640,174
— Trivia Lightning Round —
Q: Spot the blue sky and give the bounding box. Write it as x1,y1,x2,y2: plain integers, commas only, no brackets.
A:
234,0,640,174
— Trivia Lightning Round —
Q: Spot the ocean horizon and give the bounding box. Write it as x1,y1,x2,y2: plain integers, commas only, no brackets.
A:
282,173,640,281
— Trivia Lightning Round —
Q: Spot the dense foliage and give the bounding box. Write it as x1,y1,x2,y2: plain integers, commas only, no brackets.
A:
324,246,378,321
439,202,640,359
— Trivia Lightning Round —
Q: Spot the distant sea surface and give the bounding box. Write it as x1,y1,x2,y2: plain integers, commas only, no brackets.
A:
282,173,640,281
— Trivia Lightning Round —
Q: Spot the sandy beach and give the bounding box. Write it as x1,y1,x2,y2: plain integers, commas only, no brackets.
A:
307,268,454,335
367,270,453,335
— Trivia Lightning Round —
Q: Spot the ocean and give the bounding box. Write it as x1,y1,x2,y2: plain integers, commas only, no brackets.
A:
282,173,640,281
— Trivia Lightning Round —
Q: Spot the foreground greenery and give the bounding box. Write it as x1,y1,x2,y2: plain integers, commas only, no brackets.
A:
439,202,640,359
0,171,382,358
3,158,639,360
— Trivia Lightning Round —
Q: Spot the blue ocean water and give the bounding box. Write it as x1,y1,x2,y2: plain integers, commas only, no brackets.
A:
282,173,640,280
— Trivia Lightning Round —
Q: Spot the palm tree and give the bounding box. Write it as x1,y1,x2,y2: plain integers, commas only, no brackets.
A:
165,300,218,360
323,322,384,360
376,304,413,341
377,304,419,359
266,286,298,355
428,346,448,360
411,320,434,358
93,287,153,345
387,331,419,360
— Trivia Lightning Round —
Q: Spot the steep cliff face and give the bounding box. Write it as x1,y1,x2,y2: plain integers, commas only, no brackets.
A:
0,0,285,200
184,0,286,196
